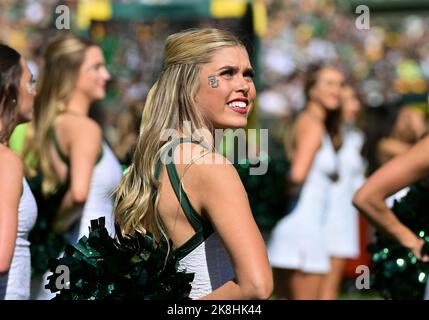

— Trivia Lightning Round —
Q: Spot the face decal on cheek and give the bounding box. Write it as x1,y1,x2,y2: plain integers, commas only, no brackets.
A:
208,75,219,88
196,46,256,129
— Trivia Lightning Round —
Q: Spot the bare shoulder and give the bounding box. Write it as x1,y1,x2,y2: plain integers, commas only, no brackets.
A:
60,115,102,143
66,116,101,136
188,150,241,190
170,143,244,214
294,112,324,144
0,146,23,181
295,112,324,133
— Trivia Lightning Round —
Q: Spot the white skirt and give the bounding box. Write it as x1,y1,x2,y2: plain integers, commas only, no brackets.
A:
325,202,360,258
268,206,330,274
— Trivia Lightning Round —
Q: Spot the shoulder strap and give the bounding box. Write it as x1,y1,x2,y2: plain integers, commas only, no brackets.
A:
164,137,202,231
49,129,70,165
173,225,214,261
155,137,214,260
49,128,104,166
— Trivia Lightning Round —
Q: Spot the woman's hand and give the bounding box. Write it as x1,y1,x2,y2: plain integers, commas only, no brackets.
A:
409,237,429,262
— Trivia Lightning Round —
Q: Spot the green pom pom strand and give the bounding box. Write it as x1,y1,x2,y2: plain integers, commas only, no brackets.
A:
369,180,429,299
45,217,194,300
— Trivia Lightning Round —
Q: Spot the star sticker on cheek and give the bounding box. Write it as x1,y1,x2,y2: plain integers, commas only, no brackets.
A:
208,75,219,88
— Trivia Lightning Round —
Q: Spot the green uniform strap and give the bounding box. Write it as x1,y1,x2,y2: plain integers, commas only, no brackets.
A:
49,128,103,165
156,137,214,260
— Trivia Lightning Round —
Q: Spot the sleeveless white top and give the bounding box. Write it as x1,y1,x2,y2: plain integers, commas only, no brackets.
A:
325,125,365,258
35,142,122,300
177,233,235,300
268,132,337,273
0,179,38,300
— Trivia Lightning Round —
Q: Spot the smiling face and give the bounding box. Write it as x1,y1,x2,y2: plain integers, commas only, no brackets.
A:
74,46,110,102
309,68,343,111
17,58,36,123
195,46,256,129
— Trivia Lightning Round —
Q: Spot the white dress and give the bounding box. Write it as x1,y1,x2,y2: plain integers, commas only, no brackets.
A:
325,125,365,258
177,233,235,300
268,132,337,273
0,179,38,300
35,142,122,300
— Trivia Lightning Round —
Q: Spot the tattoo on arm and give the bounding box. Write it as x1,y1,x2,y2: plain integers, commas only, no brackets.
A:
208,75,219,88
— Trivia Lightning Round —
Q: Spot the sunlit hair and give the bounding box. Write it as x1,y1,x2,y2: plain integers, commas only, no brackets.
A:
114,28,244,244
23,34,95,195
0,44,22,143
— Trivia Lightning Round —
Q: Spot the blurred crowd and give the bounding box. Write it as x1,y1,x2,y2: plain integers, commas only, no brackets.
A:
1,1,427,161
2,0,429,299
260,0,429,111
258,0,429,176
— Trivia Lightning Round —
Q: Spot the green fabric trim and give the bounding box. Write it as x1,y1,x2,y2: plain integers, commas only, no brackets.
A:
49,129,70,165
165,137,201,231
155,137,214,260
173,222,213,261
49,129,103,165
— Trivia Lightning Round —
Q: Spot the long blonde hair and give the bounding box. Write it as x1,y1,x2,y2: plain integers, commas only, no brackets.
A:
23,34,94,195
114,28,243,242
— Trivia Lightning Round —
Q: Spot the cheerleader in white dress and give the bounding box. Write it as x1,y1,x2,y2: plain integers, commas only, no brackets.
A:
320,85,366,299
113,29,273,299
268,65,344,299
269,132,337,272
0,44,37,300
21,36,122,299
34,139,121,300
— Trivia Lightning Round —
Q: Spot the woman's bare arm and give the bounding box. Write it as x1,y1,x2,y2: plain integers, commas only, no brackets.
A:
53,117,102,232
186,153,273,300
289,114,323,186
353,135,429,260
0,149,23,274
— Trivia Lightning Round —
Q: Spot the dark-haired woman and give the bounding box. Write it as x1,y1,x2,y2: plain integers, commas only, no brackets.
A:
268,65,344,299
0,43,37,300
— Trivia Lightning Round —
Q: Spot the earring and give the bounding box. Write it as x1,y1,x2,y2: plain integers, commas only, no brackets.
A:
58,102,66,113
